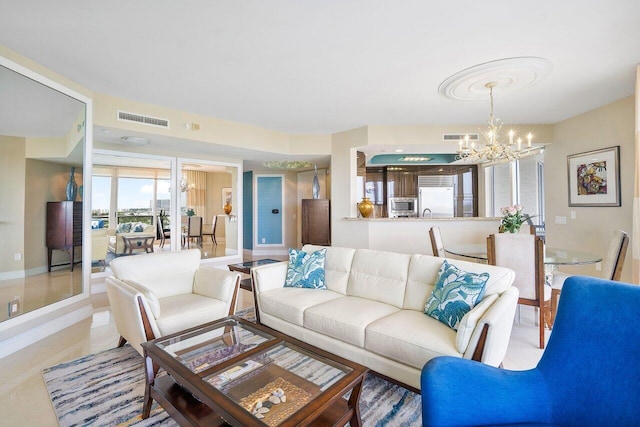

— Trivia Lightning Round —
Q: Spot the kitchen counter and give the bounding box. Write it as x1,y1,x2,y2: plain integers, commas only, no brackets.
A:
343,217,500,221
332,216,502,256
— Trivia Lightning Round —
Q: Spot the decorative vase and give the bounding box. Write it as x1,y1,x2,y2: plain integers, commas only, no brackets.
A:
358,197,374,218
65,167,78,201
312,164,320,199
224,203,232,215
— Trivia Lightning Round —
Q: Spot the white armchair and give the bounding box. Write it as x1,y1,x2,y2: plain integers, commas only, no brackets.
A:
106,249,240,355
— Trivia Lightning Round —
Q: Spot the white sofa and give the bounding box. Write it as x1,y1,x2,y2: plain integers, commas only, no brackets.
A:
251,245,518,390
107,222,155,255
106,249,240,355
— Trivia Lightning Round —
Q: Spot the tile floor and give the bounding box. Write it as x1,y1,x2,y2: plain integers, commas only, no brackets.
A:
0,287,547,426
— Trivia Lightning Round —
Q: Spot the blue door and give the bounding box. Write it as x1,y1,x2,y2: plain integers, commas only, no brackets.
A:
256,176,283,245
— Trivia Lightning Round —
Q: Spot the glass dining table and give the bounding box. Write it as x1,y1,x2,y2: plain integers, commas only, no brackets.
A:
444,243,603,266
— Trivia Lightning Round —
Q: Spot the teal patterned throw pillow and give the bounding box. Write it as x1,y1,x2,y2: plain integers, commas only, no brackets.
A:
284,248,327,289
424,260,489,330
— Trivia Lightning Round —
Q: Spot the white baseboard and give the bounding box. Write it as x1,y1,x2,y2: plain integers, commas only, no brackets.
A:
0,270,25,280
0,305,93,359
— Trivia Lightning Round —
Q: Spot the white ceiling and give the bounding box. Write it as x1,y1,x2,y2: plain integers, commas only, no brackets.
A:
1,1,639,163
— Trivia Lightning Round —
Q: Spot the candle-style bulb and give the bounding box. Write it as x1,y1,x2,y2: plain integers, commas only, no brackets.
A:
527,133,533,148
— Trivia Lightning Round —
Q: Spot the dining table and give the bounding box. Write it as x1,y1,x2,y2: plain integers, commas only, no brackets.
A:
444,243,603,266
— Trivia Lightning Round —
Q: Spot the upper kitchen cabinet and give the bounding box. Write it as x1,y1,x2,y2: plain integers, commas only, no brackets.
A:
387,169,417,198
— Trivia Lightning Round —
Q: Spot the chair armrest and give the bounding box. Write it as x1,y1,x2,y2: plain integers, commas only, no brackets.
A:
463,286,519,366
421,356,552,426
193,267,240,302
251,262,288,294
105,277,161,355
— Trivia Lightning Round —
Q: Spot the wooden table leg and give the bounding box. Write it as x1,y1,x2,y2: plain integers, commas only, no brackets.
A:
142,353,159,419
347,376,365,427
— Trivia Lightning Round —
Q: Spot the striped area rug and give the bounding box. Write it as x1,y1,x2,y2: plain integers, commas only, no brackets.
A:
43,311,421,426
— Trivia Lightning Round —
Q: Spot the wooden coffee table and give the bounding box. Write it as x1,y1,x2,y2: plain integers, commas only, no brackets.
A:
121,234,155,254
141,316,368,426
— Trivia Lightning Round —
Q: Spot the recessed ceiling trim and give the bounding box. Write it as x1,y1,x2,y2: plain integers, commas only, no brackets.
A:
438,57,553,101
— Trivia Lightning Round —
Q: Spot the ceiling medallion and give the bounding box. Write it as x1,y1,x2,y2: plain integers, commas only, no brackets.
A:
438,57,553,101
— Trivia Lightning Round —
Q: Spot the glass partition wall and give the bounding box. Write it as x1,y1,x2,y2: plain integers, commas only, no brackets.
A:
92,151,240,265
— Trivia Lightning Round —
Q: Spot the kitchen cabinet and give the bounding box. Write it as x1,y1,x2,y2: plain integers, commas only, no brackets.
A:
301,199,330,246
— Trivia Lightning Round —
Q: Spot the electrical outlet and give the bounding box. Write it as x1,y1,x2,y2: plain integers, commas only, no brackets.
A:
570,211,576,219
14,253,21,261
8,297,20,317
261,238,266,243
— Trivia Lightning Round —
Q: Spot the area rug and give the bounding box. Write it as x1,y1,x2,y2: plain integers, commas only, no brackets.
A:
43,323,421,426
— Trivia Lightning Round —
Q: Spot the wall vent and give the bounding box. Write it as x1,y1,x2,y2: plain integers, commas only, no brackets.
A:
442,133,479,142
117,110,170,128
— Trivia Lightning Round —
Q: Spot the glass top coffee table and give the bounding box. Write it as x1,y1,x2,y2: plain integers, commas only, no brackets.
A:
141,316,368,426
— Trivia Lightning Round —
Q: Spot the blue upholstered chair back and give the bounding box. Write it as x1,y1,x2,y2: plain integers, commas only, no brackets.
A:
538,276,640,425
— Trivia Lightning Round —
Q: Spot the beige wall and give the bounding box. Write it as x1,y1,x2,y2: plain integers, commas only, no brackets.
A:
205,172,232,241
0,136,26,276
545,96,634,283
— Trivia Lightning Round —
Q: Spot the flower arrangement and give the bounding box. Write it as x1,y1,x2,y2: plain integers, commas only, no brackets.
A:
499,204,530,233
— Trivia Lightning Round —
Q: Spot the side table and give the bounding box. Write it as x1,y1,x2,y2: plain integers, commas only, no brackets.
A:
228,259,283,322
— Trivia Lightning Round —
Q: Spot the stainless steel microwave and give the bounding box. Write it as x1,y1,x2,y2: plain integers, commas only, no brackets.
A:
388,197,418,217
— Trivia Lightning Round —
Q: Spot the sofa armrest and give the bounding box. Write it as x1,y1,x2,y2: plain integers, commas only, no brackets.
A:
251,262,288,294
421,356,552,426
464,286,519,366
193,267,240,315
105,276,161,355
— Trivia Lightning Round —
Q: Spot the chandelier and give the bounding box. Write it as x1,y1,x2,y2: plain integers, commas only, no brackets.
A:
456,81,535,162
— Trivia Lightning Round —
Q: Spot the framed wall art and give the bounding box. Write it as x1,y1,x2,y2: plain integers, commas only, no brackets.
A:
567,145,620,207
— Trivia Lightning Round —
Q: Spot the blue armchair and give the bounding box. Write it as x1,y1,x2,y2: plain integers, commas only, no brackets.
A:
421,276,640,427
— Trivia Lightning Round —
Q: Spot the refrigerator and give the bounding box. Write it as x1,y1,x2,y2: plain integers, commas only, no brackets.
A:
418,186,455,218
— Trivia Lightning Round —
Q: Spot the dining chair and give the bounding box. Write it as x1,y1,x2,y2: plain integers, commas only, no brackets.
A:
487,233,550,349
549,229,629,326
201,215,218,245
156,215,171,248
182,215,203,248
428,226,445,257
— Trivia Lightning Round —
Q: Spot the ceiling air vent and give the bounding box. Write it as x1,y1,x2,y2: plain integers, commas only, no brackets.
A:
442,133,479,142
117,110,170,128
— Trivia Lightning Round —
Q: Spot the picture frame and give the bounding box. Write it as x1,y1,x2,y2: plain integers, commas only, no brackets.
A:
222,187,232,208
567,146,620,207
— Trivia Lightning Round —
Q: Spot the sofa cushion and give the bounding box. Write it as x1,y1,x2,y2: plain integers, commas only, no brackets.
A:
285,247,327,289
424,260,489,330
303,245,355,294
110,249,201,298
259,288,343,326
346,249,411,308
133,223,145,232
117,222,132,233
365,310,460,369
304,296,399,347
156,293,229,336
404,254,445,311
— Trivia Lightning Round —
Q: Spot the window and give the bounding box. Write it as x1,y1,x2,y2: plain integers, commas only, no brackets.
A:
487,153,544,225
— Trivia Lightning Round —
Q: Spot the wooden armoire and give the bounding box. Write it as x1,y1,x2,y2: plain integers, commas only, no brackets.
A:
46,201,82,271
301,199,331,246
